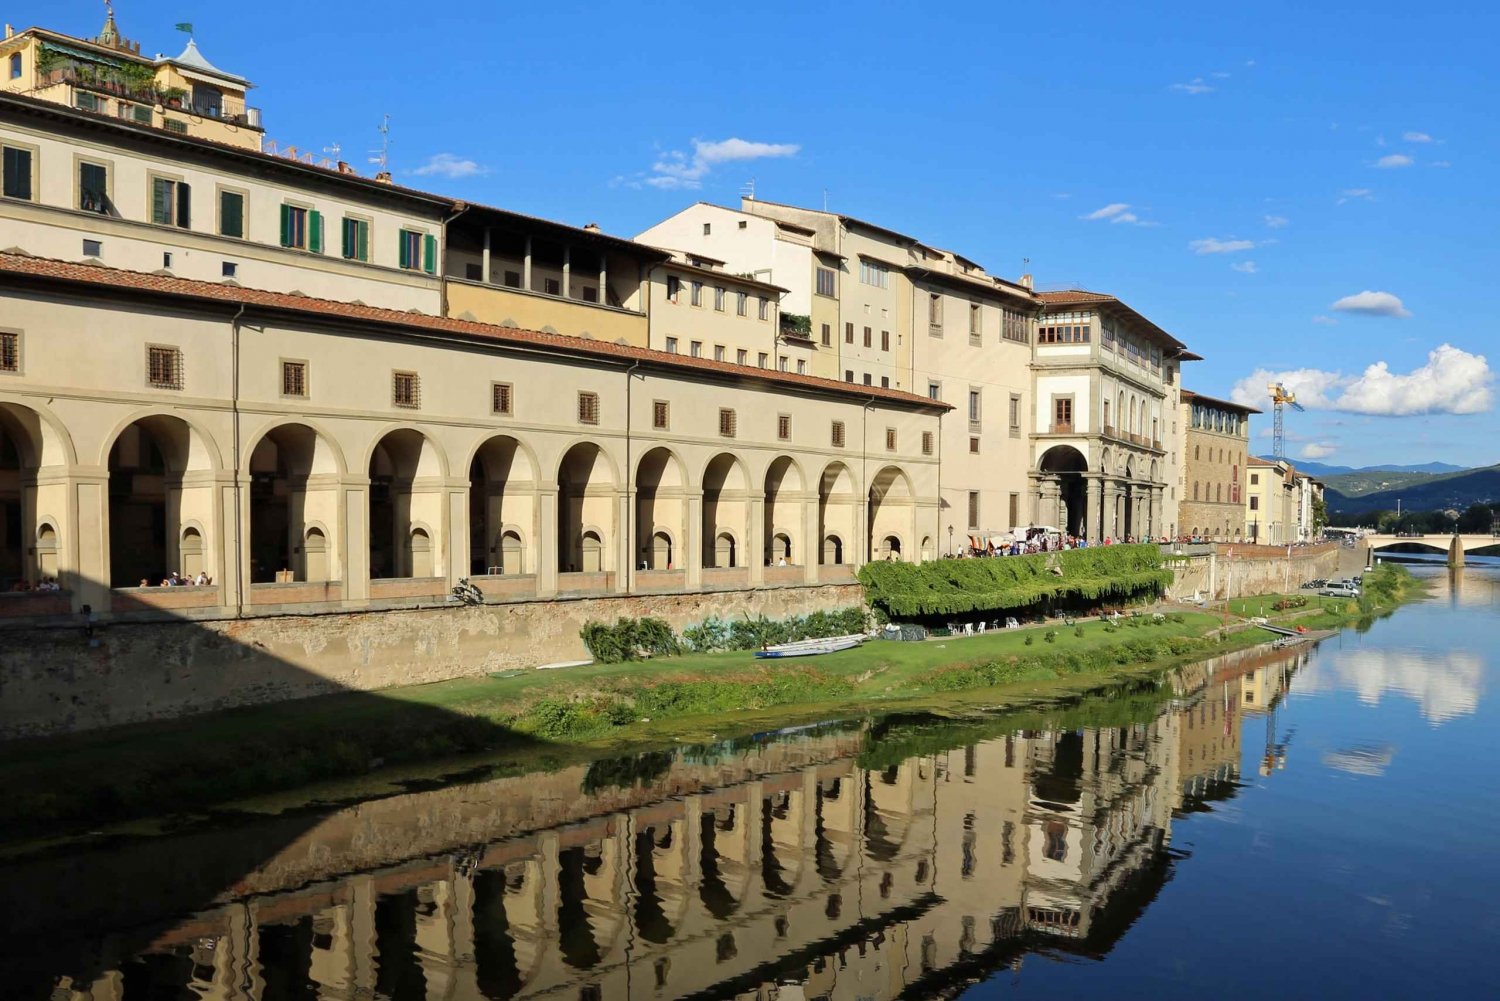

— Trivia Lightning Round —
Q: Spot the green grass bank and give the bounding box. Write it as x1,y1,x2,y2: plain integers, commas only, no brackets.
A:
0,564,1421,845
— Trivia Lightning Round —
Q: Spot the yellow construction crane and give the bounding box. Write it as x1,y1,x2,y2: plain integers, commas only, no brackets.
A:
1268,382,1305,461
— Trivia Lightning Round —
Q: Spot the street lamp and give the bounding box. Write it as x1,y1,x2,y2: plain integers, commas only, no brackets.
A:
948,524,954,557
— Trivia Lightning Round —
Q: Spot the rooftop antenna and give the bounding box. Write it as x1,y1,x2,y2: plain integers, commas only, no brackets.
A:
741,177,755,201
368,115,391,174
823,188,829,212
323,142,341,159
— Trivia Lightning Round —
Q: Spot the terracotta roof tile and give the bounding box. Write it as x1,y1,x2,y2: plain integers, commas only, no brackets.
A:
0,253,947,411
1037,289,1188,352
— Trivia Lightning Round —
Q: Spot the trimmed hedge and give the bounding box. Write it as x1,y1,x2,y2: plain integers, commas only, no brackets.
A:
857,543,1171,618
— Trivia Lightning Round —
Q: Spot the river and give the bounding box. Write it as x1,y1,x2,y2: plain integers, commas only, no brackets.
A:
5,566,1495,999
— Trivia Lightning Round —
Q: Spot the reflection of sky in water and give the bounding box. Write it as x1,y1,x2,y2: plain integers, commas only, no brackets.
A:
1321,742,1397,776
1296,648,1484,725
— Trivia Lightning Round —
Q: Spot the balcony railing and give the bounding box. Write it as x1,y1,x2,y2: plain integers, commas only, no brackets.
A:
41,66,263,130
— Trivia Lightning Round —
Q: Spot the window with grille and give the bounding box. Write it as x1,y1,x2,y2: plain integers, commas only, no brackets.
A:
578,391,600,425
778,414,791,440
831,421,846,448
718,408,737,437
492,382,513,415
0,331,19,373
885,428,897,451
921,431,933,455
392,371,420,408
653,400,669,430
281,360,307,397
147,345,182,390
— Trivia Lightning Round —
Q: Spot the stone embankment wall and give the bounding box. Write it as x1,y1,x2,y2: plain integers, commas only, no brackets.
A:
0,584,862,740
1165,543,1341,601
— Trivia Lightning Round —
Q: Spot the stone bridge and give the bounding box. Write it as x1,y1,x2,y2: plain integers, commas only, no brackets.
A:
1364,534,1500,567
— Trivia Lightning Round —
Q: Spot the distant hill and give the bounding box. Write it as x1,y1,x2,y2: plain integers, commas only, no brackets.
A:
1257,457,1469,477
1325,464,1500,514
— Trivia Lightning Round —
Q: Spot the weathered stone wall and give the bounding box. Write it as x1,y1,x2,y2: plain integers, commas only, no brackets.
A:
1165,543,1340,601
0,583,863,740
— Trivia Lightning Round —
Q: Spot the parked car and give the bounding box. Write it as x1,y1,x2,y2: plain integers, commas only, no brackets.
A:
1319,583,1361,598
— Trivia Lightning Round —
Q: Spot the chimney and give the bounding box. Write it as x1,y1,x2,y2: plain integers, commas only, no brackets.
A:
374,171,393,184
1019,273,1034,290
4,25,14,40
583,222,600,232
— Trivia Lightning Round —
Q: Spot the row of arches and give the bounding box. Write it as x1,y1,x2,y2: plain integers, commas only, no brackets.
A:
1038,444,1164,541
0,402,925,593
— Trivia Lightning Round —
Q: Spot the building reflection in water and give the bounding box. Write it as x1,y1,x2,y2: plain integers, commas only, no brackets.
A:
36,645,1310,1001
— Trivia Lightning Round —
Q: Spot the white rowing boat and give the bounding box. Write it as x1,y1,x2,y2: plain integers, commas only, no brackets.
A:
753,634,866,659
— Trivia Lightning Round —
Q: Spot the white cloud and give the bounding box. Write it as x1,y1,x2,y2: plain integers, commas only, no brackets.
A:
1374,153,1414,168
1230,344,1494,417
1191,237,1255,255
1211,71,1231,79
1331,290,1411,318
1170,77,1214,95
1231,260,1258,274
1403,131,1434,143
412,153,487,179
1081,202,1155,226
1246,59,1257,67
1431,160,1452,168
1338,187,1375,205
1300,442,1337,460
1264,214,1290,228
1084,202,1130,220
1312,315,1338,326
642,137,800,190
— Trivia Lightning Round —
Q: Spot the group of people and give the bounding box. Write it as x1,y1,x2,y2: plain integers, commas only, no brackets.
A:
138,571,211,587
7,577,62,592
951,531,1175,560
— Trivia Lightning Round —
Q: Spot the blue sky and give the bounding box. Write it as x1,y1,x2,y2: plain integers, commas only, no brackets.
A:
26,1,1498,468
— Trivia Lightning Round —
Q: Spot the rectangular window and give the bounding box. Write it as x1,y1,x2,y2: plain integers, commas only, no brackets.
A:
928,381,941,401
969,303,981,342
339,217,369,262
736,291,747,316
881,376,889,388
821,323,831,346
82,238,102,257
921,431,933,455
690,281,703,306
503,269,521,288
398,229,435,273
968,390,981,424
690,341,702,358
797,359,806,374
1250,496,1260,511
146,345,183,390
582,288,600,305
816,267,836,297
78,160,109,213
1002,308,1029,344
653,400,669,430
150,177,190,228
2,145,34,201
885,428,897,451
164,118,187,135
1009,492,1020,527
881,330,890,351
845,322,854,344
578,391,600,425
736,348,747,365
714,286,725,311
845,369,854,383
664,336,678,353
757,352,768,368
75,91,99,113
758,296,770,320
492,382,513,415
967,492,980,530
392,371,420,409
1053,397,1073,430
718,408,737,438
1251,473,1260,485
969,436,980,454
666,275,681,300
858,259,890,288
714,345,726,362
544,277,561,295
778,355,789,371
863,373,872,386
0,331,20,373
1009,393,1022,433
281,360,307,398
831,421,846,448
863,326,872,347
218,189,244,238
279,204,313,250
778,414,791,440
929,293,943,330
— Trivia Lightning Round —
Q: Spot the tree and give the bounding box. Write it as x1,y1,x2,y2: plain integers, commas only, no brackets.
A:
1311,495,1330,532
1457,502,1495,534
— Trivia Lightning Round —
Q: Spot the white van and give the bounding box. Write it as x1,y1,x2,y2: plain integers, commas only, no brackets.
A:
1319,582,1361,598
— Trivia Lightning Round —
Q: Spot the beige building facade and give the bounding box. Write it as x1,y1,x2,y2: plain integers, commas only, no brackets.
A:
1245,457,1296,544
1179,390,1257,541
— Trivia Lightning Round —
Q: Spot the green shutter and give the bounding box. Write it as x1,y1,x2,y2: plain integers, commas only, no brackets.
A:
423,234,437,275
309,211,323,253
398,230,411,270
152,178,169,225
358,221,369,262
341,218,351,259
279,203,291,246
176,182,191,229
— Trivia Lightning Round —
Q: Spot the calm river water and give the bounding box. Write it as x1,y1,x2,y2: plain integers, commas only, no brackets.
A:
5,566,1496,999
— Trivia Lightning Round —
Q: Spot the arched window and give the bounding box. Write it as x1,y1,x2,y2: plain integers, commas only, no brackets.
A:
1193,482,1199,501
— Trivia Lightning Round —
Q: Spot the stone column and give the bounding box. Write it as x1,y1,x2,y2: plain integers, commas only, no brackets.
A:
341,476,371,603
616,490,631,593
522,236,533,291
536,485,559,597
685,488,704,591
1086,477,1103,545
67,468,110,614
562,245,572,300
747,495,766,584
446,480,469,585
803,490,820,584
482,226,492,285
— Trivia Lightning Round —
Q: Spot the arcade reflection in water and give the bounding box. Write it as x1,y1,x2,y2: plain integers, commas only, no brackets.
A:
39,645,1303,1001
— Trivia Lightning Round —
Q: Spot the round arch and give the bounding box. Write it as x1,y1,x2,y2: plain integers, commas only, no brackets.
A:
558,442,618,575
241,416,348,476
247,422,347,583
469,434,540,576
369,428,448,580
105,413,223,587
867,464,914,563
0,401,77,587
1038,445,1089,539
817,461,857,566
763,455,805,567
636,446,688,571
702,452,750,570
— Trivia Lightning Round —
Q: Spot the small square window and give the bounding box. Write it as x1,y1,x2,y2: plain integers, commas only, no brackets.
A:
718,408,737,438
147,345,183,390
714,345,726,362
281,360,308,398
392,371,420,408
690,341,702,358
162,252,173,269
831,421,846,448
738,220,747,229
578,391,600,425
703,222,711,236
544,277,561,295
82,238,102,258
881,376,890,389
969,436,980,454
503,270,521,288
222,261,238,278
845,370,854,383
665,336,678,354
653,400,669,430
777,414,791,440
736,349,748,365
492,382,513,415
757,352,768,368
